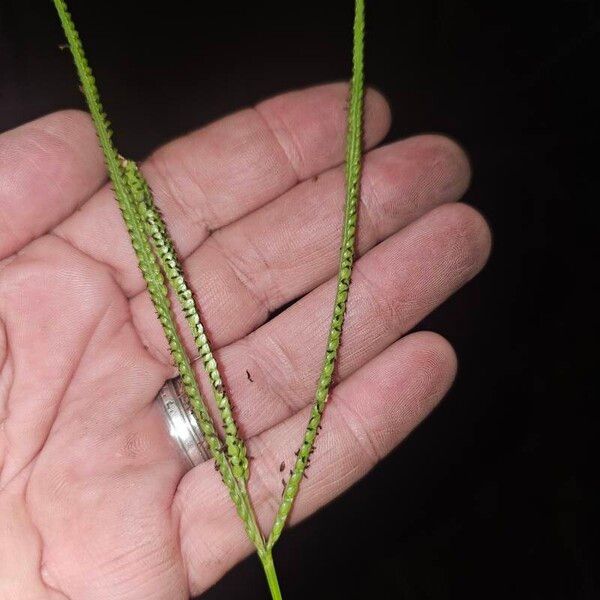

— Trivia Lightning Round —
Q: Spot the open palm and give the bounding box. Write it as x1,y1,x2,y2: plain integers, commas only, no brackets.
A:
0,84,490,599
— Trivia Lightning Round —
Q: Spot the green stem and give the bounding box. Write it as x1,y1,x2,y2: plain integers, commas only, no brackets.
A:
260,551,283,600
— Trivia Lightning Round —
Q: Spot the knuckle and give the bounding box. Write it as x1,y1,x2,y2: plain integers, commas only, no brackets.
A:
206,232,274,318
144,150,212,234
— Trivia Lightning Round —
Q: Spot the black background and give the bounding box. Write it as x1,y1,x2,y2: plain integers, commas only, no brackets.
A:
0,1,596,599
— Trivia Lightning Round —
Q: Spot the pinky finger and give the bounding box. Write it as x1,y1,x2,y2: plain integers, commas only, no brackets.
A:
177,330,458,595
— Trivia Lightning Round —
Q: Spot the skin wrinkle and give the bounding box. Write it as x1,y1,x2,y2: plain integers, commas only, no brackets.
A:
0,468,70,599
1,326,89,490
168,490,189,595
144,149,214,237
51,220,141,299
327,391,382,467
0,355,14,474
351,257,405,329
40,529,73,600
0,206,17,251
237,433,283,523
247,329,304,417
253,104,303,183
0,316,8,392
206,232,274,319
355,162,384,245
432,141,470,202
229,336,298,429
94,538,172,586
435,204,492,284
214,216,287,313
43,318,142,443
388,137,469,220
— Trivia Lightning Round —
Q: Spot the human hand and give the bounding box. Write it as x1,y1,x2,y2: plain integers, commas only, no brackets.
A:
0,83,490,598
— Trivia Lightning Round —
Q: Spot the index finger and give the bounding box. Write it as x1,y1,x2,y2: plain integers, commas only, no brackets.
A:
0,110,105,260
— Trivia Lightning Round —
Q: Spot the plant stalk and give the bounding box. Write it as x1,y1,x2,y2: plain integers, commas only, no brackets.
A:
260,551,283,600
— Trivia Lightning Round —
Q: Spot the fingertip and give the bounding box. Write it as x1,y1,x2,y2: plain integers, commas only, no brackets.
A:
0,109,107,258
426,134,472,191
405,330,458,396
409,134,472,200
422,202,492,281
39,108,93,135
25,109,102,168
447,202,493,272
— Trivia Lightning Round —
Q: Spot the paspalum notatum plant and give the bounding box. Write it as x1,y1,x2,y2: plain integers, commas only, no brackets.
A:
0,0,490,597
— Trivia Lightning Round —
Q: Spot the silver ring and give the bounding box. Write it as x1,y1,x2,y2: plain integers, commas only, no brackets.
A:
156,378,211,467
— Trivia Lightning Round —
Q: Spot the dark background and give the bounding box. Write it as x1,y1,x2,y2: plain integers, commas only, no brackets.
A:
0,1,596,598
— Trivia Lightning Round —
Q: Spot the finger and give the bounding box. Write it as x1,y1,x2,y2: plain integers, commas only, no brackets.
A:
176,331,457,594
54,83,391,295
193,202,491,438
0,110,105,259
131,135,471,358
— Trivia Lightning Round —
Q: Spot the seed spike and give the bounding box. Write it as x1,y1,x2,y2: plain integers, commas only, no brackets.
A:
52,0,264,558
122,159,249,482
267,0,365,551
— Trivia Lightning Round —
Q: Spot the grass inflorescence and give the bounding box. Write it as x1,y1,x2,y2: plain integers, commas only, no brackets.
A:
267,0,365,551
52,0,366,597
51,0,261,551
